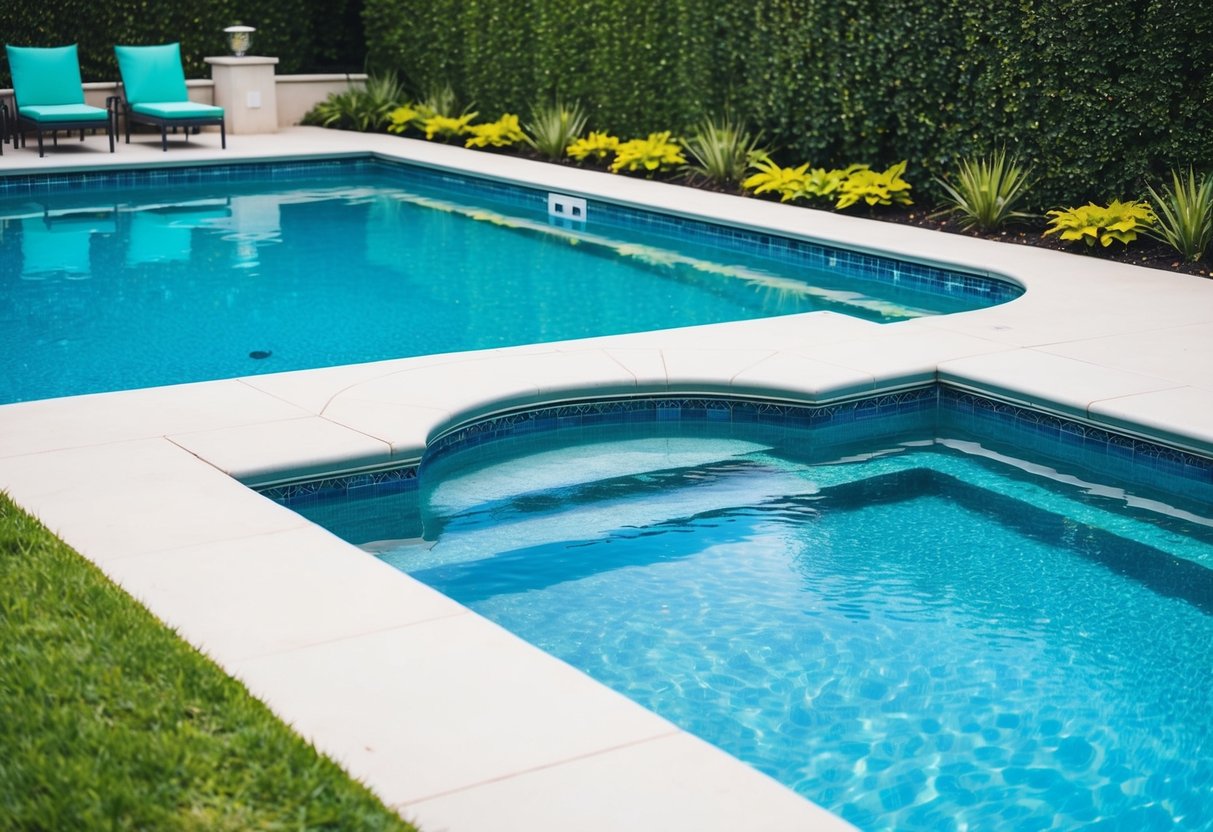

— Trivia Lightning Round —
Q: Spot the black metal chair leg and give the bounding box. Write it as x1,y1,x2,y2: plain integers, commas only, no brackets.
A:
220,118,226,149
161,125,167,151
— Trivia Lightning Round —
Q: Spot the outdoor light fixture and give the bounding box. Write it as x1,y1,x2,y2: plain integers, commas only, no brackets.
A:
223,25,255,57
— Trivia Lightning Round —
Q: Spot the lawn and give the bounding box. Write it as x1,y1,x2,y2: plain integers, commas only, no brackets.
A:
0,492,417,831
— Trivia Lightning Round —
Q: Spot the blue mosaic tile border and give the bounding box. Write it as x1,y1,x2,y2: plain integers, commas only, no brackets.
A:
261,384,1213,511
259,464,417,505
1,154,1022,308
367,159,1022,307
423,388,938,470
938,387,1213,500
0,157,373,198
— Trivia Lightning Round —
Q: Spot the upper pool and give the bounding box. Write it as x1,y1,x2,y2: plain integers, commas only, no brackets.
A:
0,158,1020,404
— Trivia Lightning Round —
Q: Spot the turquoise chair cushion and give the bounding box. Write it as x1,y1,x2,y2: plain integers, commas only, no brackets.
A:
19,103,109,122
131,101,223,119
114,43,189,105
6,44,86,107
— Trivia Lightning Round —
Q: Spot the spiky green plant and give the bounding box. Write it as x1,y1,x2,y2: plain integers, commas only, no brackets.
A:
1145,167,1213,262
932,149,1034,231
682,116,769,188
524,98,588,161
302,73,406,132
417,81,466,119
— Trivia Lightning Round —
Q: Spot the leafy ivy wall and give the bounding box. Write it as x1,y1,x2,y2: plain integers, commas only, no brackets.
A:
365,0,1213,206
0,0,365,87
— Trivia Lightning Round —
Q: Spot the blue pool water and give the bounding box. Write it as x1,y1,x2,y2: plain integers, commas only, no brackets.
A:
0,160,1016,404
345,424,1213,831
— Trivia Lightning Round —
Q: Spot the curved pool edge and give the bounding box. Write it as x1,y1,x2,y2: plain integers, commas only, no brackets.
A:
4,128,1213,832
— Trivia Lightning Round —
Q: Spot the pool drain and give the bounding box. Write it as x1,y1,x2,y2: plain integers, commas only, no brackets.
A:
249,350,272,360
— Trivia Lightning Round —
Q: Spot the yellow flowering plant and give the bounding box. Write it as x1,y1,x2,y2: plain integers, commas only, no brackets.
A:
464,113,527,148
741,157,811,202
386,104,421,135
1044,200,1157,247
423,113,478,141
567,131,620,163
835,161,913,209
609,131,686,174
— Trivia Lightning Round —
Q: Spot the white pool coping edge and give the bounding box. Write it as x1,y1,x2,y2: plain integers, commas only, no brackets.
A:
3,128,1213,831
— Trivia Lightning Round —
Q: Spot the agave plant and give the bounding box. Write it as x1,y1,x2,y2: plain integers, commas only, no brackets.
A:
524,98,589,161
1145,167,1213,262
416,81,468,119
932,149,1034,231
302,73,407,132
682,116,768,188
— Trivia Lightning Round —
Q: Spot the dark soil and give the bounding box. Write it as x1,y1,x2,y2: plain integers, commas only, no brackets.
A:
490,148,1212,279
878,208,1213,279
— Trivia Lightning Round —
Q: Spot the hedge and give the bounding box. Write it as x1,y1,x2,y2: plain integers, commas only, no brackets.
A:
364,0,1213,207
0,0,366,87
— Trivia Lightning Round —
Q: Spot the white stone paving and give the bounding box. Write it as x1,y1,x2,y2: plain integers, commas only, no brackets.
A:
3,127,1213,831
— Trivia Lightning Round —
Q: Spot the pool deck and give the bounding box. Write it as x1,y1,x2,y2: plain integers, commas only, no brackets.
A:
3,128,1213,831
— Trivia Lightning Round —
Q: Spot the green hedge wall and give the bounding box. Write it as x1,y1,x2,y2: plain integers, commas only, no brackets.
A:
0,0,366,88
364,0,1213,207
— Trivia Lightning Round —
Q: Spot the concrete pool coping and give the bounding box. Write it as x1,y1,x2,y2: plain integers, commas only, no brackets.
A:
2,128,1212,831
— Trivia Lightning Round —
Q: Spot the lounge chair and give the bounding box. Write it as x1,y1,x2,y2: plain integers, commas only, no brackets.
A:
114,42,225,151
5,44,115,157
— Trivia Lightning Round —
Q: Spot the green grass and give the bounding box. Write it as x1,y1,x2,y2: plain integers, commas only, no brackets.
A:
0,492,418,832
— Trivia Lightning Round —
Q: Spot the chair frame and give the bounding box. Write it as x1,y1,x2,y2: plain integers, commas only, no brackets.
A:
12,100,116,157
4,45,116,158
112,93,226,152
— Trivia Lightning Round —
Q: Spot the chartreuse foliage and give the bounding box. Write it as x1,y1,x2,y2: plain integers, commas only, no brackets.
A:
1145,168,1213,262
836,162,913,209
1044,200,1157,248
742,157,811,202
0,493,414,831
568,131,621,163
424,113,478,141
743,158,908,211
465,113,528,148
609,131,687,174
933,149,1035,231
362,0,1213,208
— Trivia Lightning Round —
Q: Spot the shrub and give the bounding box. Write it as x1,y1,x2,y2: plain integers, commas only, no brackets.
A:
802,166,862,203
609,132,687,174
422,113,478,141
465,113,528,148
1145,168,1213,262
386,104,421,135
1044,200,1157,247
301,73,406,132
835,161,913,210
682,116,769,188
524,99,589,161
933,149,1035,231
567,131,621,164
741,157,811,202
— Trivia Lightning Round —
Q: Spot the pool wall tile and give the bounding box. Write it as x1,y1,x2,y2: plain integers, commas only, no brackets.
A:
264,385,1213,517
1,156,1022,316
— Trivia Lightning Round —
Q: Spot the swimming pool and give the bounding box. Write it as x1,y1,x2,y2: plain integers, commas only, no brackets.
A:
283,389,1213,832
0,159,1019,404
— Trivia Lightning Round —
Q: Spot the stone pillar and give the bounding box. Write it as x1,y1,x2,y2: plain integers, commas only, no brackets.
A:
204,56,279,134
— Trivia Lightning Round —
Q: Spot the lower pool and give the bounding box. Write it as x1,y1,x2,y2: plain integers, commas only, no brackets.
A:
0,158,1018,404
304,412,1213,831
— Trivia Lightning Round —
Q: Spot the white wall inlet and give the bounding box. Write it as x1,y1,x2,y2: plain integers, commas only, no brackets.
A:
547,193,587,222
